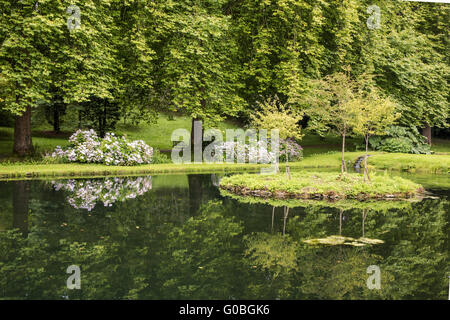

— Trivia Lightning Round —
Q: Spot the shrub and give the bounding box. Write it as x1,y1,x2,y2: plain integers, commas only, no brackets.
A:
49,129,153,166
152,149,171,164
368,126,431,154
280,138,303,161
211,138,302,163
213,140,276,163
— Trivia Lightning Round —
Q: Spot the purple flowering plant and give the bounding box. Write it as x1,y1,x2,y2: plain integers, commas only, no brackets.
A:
279,138,303,161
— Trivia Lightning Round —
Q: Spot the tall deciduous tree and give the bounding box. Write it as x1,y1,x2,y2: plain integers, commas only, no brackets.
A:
229,0,327,115
370,29,448,146
111,0,158,125
358,1,449,145
153,0,244,147
0,0,117,155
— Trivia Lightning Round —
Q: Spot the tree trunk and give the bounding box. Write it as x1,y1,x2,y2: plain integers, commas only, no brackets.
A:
99,104,106,138
13,180,30,237
362,209,368,238
191,117,203,163
422,124,432,145
341,132,347,174
364,135,371,182
188,174,203,216
271,206,275,233
13,106,33,156
286,142,291,180
283,206,289,236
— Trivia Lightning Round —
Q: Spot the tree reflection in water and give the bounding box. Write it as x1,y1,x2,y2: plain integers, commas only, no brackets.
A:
0,174,447,300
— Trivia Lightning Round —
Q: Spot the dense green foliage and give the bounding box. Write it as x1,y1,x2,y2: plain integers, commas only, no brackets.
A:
368,126,432,154
0,0,116,115
0,0,447,157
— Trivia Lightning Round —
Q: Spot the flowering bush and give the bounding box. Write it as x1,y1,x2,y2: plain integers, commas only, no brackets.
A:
211,138,302,163
50,130,153,166
52,176,153,211
212,140,277,164
280,138,303,161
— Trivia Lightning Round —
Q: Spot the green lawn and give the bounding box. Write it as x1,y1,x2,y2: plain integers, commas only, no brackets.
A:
0,127,68,160
300,133,360,157
1,115,449,177
116,115,240,150
292,151,450,173
431,138,450,154
1,114,448,159
0,162,274,180
0,115,240,159
0,120,361,159
0,151,448,180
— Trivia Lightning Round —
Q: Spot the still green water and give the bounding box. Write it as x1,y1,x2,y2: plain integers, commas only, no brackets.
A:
0,173,448,300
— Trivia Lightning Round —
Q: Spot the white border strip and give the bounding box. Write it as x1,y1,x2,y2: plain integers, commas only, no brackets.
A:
403,0,450,3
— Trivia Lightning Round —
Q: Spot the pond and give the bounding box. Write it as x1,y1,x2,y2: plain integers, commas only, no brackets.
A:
0,172,448,300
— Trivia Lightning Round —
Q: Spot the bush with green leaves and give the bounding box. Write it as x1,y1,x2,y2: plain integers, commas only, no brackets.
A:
367,126,431,154
151,149,171,164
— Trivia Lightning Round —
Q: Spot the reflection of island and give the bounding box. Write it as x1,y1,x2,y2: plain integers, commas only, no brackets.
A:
303,209,384,247
224,189,395,248
52,176,152,211
220,188,416,211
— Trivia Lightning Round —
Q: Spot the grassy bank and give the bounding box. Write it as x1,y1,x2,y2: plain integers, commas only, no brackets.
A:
0,162,276,180
359,152,450,173
0,151,448,180
290,151,450,173
220,172,424,200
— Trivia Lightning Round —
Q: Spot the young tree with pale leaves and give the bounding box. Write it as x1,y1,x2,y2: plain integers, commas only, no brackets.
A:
352,90,400,181
251,96,303,179
304,68,360,174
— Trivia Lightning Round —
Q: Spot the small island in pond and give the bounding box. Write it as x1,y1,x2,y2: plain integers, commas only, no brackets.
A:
219,172,425,201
